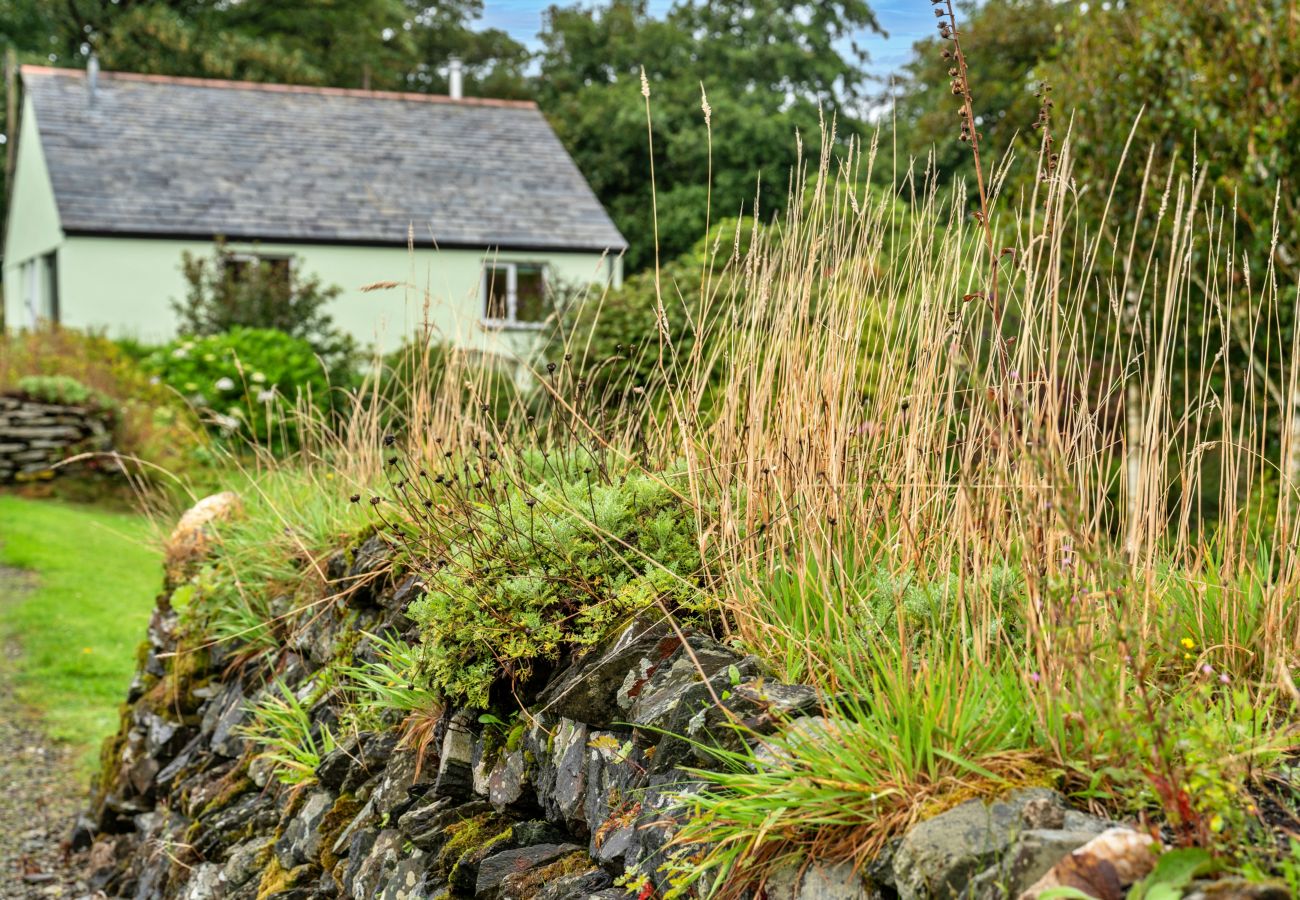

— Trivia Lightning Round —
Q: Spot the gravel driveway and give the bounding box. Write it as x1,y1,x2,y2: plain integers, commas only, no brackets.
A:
0,565,93,899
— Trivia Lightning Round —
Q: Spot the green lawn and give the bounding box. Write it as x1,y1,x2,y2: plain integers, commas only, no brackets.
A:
0,495,161,770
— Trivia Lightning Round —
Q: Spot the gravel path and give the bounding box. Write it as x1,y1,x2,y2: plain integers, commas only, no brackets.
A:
0,565,94,899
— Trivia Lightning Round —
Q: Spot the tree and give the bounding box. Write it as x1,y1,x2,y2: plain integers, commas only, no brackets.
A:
535,0,881,271
3,1,531,95
891,0,1070,189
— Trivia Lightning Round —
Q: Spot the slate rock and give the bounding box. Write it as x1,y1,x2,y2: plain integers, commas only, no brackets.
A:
341,731,400,795
536,617,676,726
892,789,1109,900
434,710,478,802
193,791,278,860
764,861,873,900
398,798,493,851
221,836,274,890
376,849,431,900
344,828,404,897
202,680,249,757
541,718,589,834
372,747,435,817
488,747,537,815
176,862,222,899
475,842,583,900
533,868,615,900
275,789,336,869
625,634,751,729
966,828,1115,898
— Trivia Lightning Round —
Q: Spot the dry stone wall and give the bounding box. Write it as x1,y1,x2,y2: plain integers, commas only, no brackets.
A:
82,523,1165,900
0,394,114,482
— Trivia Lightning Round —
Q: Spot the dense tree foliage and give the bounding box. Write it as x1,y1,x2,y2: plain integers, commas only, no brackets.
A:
535,0,881,270
1,0,530,95
892,0,1069,186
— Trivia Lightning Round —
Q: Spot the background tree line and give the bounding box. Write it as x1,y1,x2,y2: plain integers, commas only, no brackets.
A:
2,0,1295,279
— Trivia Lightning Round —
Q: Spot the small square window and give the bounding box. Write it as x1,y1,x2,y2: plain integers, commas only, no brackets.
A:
223,254,293,294
482,261,551,328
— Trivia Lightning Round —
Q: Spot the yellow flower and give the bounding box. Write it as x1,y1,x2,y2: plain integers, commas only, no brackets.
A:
82,647,93,654
1180,637,1196,650
1209,813,1225,833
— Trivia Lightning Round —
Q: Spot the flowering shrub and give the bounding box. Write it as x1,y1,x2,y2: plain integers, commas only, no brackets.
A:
144,327,337,451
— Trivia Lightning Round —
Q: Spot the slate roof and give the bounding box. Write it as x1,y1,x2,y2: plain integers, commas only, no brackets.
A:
19,66,626,252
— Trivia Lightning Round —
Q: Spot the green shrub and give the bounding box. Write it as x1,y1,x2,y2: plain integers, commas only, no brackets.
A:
144,327,339,452
15,374,115,412
173,241,356,373
399,458,710,708
558,218,751,410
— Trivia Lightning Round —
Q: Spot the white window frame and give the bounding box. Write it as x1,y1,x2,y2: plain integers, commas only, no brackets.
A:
481,261,550,330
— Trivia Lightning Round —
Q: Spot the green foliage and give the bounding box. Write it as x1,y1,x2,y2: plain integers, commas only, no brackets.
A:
6,0,531,96
373,336,517,425
750,553,1024,684
664,638,1046,896
403,461,708,708
894,0,1069,187
173,242,356,375
237,680,336,785
179,467,372,654
560,217,751,407
535,0,879,270
0,328,210,488
0,496,160,772
338,632,440,730
144,327,336,451
15,374,114,411
1069,672,1293,853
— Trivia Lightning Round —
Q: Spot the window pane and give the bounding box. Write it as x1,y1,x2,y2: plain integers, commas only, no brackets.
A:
515,266,549,323
261,257,292,295
485,266,509,320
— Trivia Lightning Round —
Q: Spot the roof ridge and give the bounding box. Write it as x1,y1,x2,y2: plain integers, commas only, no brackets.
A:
18,65,539,110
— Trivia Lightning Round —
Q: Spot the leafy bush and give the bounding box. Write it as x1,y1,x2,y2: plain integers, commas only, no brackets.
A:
173,241,357,373
559,218,751,410
396,458,710,708
144,327,338,451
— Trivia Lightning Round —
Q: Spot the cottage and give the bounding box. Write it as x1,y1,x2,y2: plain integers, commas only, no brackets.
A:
2,64,625,353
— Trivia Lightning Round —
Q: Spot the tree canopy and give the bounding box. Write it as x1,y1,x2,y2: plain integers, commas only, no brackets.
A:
535,0,882,270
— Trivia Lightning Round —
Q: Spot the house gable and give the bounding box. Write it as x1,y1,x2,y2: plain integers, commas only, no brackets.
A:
4,93,63,266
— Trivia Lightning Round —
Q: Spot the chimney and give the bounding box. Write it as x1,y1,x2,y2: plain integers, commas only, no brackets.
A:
448,57,463,100
87,53,99,106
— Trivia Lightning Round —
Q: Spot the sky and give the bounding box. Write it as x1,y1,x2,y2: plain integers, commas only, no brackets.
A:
477,0,937,83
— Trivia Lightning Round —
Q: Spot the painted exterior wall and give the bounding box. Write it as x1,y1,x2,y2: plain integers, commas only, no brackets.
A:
23,235,621,355
2,96,65,326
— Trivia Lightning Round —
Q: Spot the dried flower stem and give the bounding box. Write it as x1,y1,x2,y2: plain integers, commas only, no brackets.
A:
936,0,1003,343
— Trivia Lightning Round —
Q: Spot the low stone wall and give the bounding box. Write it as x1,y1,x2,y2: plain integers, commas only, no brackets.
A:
0,394,114,482
82,528,1165,900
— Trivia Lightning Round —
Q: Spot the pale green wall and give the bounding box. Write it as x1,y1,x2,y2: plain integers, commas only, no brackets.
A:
2,95,64,326
55,237,622,354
